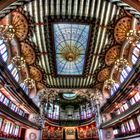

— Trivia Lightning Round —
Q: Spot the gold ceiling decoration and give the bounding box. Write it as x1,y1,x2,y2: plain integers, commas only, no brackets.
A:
24,78,35,89
12,11,28,41
105,45,120,66
97,67,111,82
114,58,129,72
29,66,42,82
0,25,15,41
20,42,35,65
104,79,116,89
36,82,46,91
114,17,131,44
61,45,81,62
11,55,26,70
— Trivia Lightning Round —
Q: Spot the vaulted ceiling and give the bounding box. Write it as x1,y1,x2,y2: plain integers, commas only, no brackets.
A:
0,0,140,93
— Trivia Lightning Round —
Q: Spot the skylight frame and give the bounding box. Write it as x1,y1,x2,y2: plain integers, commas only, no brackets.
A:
53,23,90,76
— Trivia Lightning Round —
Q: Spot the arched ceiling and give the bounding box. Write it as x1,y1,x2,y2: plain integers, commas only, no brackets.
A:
0,0,140,91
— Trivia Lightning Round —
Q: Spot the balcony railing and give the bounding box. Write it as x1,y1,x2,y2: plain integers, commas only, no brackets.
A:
46,116,95,126
101,100,140,128
0,101,40,129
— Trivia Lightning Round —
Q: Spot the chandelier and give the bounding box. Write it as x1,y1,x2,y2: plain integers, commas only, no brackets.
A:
11,55,26,70
126,30,140,44
0,25,15,41
114,58,129,72
104,79,116,89
24,78,35,89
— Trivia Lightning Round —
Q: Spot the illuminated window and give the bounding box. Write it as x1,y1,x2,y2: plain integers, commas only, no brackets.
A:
130,97,136,105
20,83,29,95
8,64,19,82
129,119,135,131
132,42,140,64
3,97,9,106
13,125,19,136
4,121,11,134
121,124,125,133
120,66,132,83
137,115,140,126
123,103,128,110
0,92,4,102
0,39,8,62
0,118,3,129
54,23,90,75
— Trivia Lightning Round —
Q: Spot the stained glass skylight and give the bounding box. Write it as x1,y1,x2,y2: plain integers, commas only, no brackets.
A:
53,23,90,75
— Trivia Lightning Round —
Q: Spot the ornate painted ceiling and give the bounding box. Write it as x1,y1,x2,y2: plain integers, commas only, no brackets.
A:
0,0,140,98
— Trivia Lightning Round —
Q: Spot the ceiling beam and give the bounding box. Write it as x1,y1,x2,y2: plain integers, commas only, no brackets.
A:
122,0,140,12
0,0,16,11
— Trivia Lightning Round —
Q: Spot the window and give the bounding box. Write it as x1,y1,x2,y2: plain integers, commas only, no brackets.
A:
0,92,4,102
0,118,3,129
0,39,8,62
121,124,125,133
129,119,135,131
8,64,19,82
123,103,128,110
20,83,28,95
132,43,140,64
137,115,140,126
13,125,19,136
134,92,140,102
130,97,136,105
4,121,11,134
10,103,16,111
3,97,9,106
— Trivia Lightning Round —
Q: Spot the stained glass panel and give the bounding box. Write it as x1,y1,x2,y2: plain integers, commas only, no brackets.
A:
53,23,90,75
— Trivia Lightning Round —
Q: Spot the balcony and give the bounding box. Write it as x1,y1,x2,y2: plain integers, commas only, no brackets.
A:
0,101,40,129
101,100,140,128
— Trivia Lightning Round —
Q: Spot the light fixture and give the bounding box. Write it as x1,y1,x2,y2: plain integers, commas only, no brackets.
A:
24,78,35,89
114,58,129,72
126,29,140,44
11,55,26,70
104,79,116,89
0,25,15,41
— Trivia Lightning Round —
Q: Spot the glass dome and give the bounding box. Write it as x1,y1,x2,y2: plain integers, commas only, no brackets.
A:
63,92,77,100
